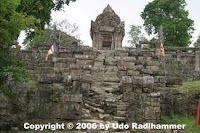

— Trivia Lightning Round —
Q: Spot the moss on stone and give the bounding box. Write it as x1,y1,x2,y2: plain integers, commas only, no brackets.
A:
26,80,40,92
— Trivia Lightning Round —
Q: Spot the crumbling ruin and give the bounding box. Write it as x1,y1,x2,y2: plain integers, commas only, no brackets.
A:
1,5,200,133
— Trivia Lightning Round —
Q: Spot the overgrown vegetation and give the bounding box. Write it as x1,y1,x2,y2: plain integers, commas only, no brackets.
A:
162,115,200,133
141,0,194,47
25,28,80,49
194,35,200,47
174,81,200,94
0,84,15,98
0,0,76,97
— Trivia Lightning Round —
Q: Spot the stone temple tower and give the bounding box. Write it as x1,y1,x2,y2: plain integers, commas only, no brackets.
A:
90,4,125,50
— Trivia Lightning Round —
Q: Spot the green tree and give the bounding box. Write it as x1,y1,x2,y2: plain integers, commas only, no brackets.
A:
194,35,200,47
0,0,35,95
141,0,194,47
128,25,147,47
17,0,76,29
17,0,76,44
0,0,36,46
24,19,81,48
0,0,76,96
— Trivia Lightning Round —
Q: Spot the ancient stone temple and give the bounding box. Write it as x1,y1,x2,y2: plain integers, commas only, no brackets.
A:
90,4,125,50
3,4,200,133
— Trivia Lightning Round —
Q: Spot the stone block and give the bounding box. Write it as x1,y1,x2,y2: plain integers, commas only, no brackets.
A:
154,76,167,83
134,87,142,93
146,66,159,71
59,53,73,58
142,76,154,85
127,70,140,76
105,57,117,65
118,71,127,77
81,82,91,95
53,83,64,90
151,98,160,107
115,50,128,57
61,94,83,103
141,69,153,75
92,70,104,81
144,107,156,119
134,65,144,71
82,74,92,82
104,76,120,82
70,69,82,80
132,76,143,85
54,58,76,63
105,66,118,72
54,67,69,73
142,87,153,93
93,61,104,67
122,76,132,85
117,61,135,70
146,60,160,66
128,50,139,56
75,54,94,60
76,59,94,66
63,73,72,83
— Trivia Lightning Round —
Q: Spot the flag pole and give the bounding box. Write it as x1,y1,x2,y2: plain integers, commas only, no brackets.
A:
159,25,166,76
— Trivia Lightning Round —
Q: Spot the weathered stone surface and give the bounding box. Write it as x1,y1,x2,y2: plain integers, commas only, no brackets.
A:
90,5,125,50
117,61,135,70
105,57,117,65
61,94,83,103
127,70,140,76
142,76,154,84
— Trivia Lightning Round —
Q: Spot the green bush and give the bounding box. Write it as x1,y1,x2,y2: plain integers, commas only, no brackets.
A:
174,81,200,94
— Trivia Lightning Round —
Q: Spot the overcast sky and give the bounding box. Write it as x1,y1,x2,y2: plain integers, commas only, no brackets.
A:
18,0,200,47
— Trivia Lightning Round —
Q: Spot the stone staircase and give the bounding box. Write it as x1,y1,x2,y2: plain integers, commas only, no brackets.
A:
81,50,129,123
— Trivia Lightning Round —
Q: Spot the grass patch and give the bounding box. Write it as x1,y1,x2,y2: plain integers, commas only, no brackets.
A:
161,115,200,133
174,81,200,94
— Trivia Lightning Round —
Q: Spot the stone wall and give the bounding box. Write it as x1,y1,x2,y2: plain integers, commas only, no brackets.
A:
165,47,200,82
0,45,169,132
4,45,200,132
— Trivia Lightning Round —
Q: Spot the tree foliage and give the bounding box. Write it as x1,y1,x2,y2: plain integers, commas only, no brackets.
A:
194,35,200,47
24,19,81,48
17,0,76,29
128,25,147,47
141,0,194,47
0,0,34,88
0,0,37,46
0,0,76,95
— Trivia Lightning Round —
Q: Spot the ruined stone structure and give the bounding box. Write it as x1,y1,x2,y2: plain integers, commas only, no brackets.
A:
91,5,125,50
2,5,200,133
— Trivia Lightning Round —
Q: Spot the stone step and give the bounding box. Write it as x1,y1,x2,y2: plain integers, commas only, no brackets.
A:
84,103,104,114
104,66,118,72
102,82,120,88
117,111,126,117
53,57,76,63
113,117,126,122
104,76,120,82
84,100,101,108
117,102,130,111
